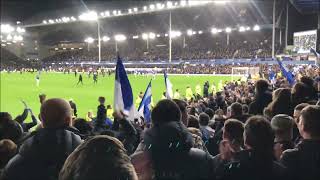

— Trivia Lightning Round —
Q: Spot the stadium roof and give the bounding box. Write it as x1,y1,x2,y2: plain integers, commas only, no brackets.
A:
290,0,320,14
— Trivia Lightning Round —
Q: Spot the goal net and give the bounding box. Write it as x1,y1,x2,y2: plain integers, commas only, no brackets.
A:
231,67,260,81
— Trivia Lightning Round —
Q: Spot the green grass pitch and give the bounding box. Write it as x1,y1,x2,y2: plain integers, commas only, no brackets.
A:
1,72,233,122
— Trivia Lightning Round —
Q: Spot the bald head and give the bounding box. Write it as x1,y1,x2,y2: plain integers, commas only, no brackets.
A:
40,98,72,128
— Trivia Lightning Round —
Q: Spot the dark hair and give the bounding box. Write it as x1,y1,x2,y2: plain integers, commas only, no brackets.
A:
151,99,181,125
199,113,210,126
230,102,243,116
291,82,310,105
265,88,292,118
59,135,137,180
244,116,274,157
242,104,249,114
300,105,320,138
0,118,23,143
73,118,92,135
294,103,309,111
172,99,187,114
187,115,200,129
255,79,269,94
223,119,244,146
98,96,105,104
204,108,214,119
0,139,17,168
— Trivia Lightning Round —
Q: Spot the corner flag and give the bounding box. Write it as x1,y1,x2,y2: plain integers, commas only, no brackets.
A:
138,81,152,124
114,55,135,120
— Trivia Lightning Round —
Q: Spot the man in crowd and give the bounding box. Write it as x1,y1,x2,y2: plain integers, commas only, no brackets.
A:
1,98,82,180
249,79,272,115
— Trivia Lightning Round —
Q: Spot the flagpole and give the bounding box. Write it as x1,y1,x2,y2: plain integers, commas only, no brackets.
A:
272,0,276,59
169,11,172,63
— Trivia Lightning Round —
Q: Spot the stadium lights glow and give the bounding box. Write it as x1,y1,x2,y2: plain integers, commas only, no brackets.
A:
246,27,251,31
1,24,14,34
198,30,203,34
157,3,164,9
180,0,187,6
43,20,48,24
1,44,6,47
102,36,110,42
79,47,83,50
253,25,260,31
55,48,58,50
239,26,246,32
63,47,66,50
13,35,23,41
79,11,98,21
128,9,132,13
6,34,12,40
114,34,126,41
84,37,94,43
118,10,122,15
16,21,21,24
113,10,117,15
156,34,161,37
49,19,54,23
100,12,105,16
165,33,168,37
143,6,148,11
142,33,148,40
133,7,138,12
16,27,25,33
132,35,139,39
62,17,70,23
187,29,193,36
192,31,197,35
149,32,156,39
71,16,77,21
105,11,110,16
225,27,232,33
167,1,173,8
71,47,74,50
20,43,24,46
150,4,155,10
214,1,229,5
170,31,181,38
211,28,218,34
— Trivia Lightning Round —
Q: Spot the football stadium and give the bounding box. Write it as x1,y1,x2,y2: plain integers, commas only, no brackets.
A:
0,0,320,179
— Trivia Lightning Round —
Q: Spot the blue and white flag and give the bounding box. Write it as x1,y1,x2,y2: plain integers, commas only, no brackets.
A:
276,59,295,86
310,48,320,67
164,71,173,99
138,81,152,124
268,69,276,85
114,55,135,120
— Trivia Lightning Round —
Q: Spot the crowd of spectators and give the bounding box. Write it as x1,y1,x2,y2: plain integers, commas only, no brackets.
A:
1,65,320,180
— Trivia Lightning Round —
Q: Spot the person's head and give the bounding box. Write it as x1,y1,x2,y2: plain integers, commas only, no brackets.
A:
300,76,314,88
59,135,138,180
254,79,269,94
199,113,210,126
40,98,72,128
176,89,179,92
172,99,188,126
244,116,274,155
151,99,181,125
73,118,92,135
187,115,200,129
0,112,12,124
204,108,214,120
0,139,17,168
223,119,244,147
139,92,143,98
0,115,23,143
98,96,105,105
293,103,309,124
106,105,112,109
298,105,320,139
291,82,310,104
242,104,249,114
271,114,294,142
230,102,243,117
215,109,224,117
39,94,46,104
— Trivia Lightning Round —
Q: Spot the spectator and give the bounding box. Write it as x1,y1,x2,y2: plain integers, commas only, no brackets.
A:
69,99,77,117
1,98,82,180
199,112,215,141
73,118,93,137
187,115,200,128
173,99,188,126
281,105,320,180
242,104,249,114
59,135,138,180
0,112,24,143
249,79,272,115
292,103,309,145
264,88,293,119
271,114,294,160
229,102,250,123
0,139,17,172
93,96,108,133
220,116,287,180
131,99,214,180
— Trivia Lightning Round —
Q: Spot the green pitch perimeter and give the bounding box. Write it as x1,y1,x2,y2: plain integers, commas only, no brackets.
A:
1,72,233,122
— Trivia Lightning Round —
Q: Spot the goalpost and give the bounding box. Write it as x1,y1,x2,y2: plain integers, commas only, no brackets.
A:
231,67,260,81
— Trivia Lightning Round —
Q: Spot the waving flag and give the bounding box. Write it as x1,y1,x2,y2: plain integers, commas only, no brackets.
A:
310,48,320,67
138,81,152,124
268,69,276,85
114,55,135,120
276,59,295,86
164,71,173,99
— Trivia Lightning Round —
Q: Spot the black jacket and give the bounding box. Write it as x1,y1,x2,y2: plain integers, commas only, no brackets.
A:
217,149,287,180
1,128,82,180
249,92,272,115
133,121,214,180
280,139,320,180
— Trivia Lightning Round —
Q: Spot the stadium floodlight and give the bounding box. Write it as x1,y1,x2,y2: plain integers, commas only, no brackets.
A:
79,47,83,50
20,43,24,46
142,33,149,40
187,29,193,36
1,24,14,34
239,26,246,32
133,7,138,12
114,34,126,41
100,12,105,16
143,6,148,11
84,37,94,43
63,47,66,50
6,34,12,40
62,17,70,22
192,31,197,35
102,36,110,42
165,33,168,37
225,27,232,33
105,11,110,16
43,20,48,24
70,16,76,21
167,1,173,8
113,10,117,15
1,44,6,47
149,32,156,39
211,28,218,34
13,35,23,41
253,25,260,31
79,11,98,21
246,27,251,31
156,3,164,9
49,19,55,23
16,21,21,24
16,27,25,33
198,30,203,34
156,34,161,37
128,9,132,14
181,0,187,6
71,47,74,50
55,48,58,50
170,31,181,38
118,10,122,15
150,4,155,10
132,35,139,39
